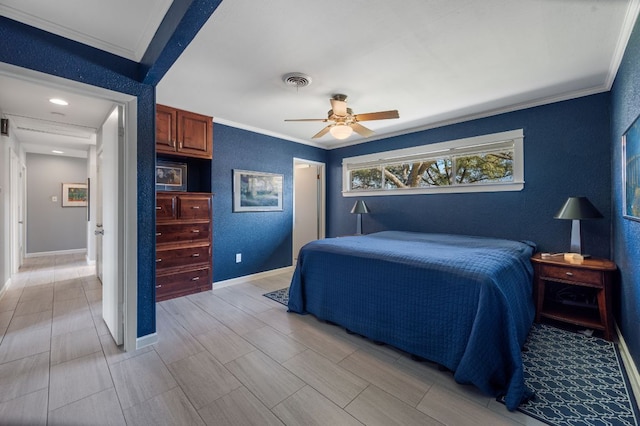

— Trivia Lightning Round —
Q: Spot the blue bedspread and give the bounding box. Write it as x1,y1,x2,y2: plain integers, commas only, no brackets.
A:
288,231,536,410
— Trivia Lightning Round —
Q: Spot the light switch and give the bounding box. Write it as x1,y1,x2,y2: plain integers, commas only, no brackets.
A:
51,196,58,202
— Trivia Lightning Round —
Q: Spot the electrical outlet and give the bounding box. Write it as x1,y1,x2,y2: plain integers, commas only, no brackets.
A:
235,253,242,263
51,196,58,202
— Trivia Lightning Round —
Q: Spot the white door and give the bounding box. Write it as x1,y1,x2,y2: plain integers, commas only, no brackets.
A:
99,105,124,345
96,151,104,283
18,162,25,268
293,160,325,261
9,148,20,274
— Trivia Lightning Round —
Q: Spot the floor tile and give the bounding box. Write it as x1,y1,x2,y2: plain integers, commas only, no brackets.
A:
154,307,206,365
168,350,241,409
198,386,284,426
346,385,442,425
0,322,51,364
123,387,205,426
194,324,256,364
99,333,153,365
189,293,266,335
289,323,358,363
225,350,305,408
48,388,126,426
243,325,307,363
339,349,430,407
0,388,48,426
272,385,363,426
0,352,49,404
110,350,177,409
283,349,369,408
159,297,218,336
416,383,515,426
50,326,102,365
48,350,113,411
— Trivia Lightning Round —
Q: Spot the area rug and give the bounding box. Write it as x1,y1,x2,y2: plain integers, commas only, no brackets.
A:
263,287,289,306
507,323,639,426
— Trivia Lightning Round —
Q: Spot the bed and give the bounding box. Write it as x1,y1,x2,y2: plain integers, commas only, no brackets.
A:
288,231,536,411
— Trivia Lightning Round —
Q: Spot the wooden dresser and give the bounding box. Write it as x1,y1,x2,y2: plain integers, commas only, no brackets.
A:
155,191,213,301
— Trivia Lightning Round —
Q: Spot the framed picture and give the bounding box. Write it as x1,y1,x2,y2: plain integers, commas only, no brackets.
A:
623,114,640,222
156,160,187,191
62,183,88,207
233,169,283,212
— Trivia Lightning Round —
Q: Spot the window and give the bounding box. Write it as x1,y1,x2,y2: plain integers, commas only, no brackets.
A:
343,129,524,196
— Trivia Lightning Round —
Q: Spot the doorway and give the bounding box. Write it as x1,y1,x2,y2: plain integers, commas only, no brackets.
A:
293,158,326,262
0,63,139,351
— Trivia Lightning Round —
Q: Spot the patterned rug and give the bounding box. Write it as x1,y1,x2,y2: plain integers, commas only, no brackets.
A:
263,287,289,306
512,323,639,426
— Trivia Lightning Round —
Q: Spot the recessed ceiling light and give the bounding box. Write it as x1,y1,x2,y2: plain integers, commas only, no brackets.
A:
52,150,64,154
49,98,68,106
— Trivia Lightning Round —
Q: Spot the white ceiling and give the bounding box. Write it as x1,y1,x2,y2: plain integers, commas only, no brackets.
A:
1,0,639,152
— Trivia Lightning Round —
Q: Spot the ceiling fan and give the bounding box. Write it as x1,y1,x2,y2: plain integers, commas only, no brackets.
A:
285,94,399,140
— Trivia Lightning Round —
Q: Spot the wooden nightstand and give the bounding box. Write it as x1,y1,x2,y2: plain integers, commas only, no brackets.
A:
531,253,617,340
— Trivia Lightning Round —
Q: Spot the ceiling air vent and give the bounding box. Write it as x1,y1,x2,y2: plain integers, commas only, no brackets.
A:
282,73,312,89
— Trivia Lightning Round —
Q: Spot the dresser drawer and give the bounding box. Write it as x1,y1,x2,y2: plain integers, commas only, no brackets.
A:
179,195,211,220
156,223,210,244
156,267,211,301
156,194,177,221
538,264,602,287
156,244,211,270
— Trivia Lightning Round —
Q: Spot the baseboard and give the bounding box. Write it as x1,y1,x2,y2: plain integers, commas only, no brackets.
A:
26,248,87,258
617,324,640,404
213,266,295,289
136,332,158,350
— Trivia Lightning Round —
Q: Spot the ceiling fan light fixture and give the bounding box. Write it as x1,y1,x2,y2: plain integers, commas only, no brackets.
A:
330,124,353,140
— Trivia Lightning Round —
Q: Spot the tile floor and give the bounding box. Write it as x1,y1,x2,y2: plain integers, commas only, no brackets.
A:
0,254,545,425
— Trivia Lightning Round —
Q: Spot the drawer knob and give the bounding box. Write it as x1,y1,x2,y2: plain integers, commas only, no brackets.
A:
156,232,162,236
191,230,200,233
191,206,200,209
156,206,162,210
156,258,162,263
565,272,574,276
191,253,200,257
191,277,200,281
156,285,162,288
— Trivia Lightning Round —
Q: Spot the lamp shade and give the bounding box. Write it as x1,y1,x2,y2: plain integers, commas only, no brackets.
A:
330,124,353,140
350,200,370,214
554,197,603,220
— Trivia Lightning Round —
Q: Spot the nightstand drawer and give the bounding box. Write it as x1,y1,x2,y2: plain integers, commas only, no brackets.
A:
538,264,601,286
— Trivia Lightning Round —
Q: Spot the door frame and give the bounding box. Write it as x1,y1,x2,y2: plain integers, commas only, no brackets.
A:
292,158,326,264
0,62,139,351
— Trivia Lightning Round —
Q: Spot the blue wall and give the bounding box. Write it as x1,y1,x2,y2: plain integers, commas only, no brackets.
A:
611,16,640,368
327,94,612,259
212,125,327,281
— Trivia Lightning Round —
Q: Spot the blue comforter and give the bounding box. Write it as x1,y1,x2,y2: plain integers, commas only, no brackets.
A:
288,231,536,410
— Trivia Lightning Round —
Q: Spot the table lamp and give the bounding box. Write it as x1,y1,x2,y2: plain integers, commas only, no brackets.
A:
350,200,370,235
554,196,603,256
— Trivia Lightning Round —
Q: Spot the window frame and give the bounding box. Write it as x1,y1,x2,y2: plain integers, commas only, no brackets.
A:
342,129,524,197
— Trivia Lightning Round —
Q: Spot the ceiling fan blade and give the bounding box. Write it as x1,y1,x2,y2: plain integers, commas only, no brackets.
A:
312,126,331,139
351,122,375,138
330,98,348,116
284,118,328,122
354,110,399,121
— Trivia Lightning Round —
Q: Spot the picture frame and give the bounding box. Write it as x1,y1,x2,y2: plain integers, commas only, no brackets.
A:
623,114,640,222
156,160,187,192
62,183,88,207
233,169,283,212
